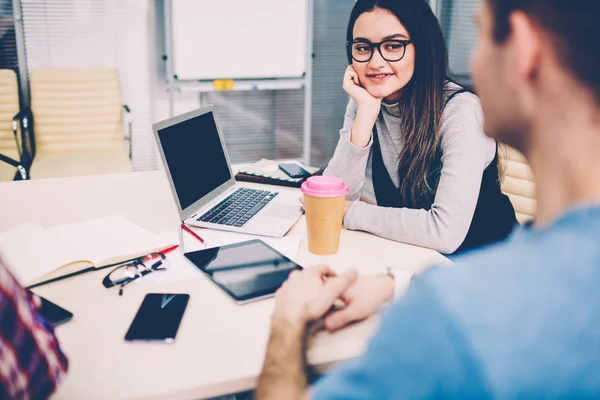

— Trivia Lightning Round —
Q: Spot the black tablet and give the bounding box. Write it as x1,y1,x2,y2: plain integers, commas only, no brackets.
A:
184,239,303,304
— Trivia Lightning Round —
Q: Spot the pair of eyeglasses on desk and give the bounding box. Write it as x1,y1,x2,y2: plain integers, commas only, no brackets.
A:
102,252,170,295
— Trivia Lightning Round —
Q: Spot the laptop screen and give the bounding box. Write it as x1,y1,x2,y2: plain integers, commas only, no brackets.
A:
157,111,231,210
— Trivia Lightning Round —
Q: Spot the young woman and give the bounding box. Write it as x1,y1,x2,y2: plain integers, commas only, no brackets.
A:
323,0,517,254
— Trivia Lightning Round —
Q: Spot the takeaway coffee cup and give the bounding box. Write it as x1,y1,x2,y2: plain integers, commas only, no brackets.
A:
301,176,349,255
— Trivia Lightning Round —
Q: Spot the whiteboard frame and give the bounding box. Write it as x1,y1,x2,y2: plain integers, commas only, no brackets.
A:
163,0,313,165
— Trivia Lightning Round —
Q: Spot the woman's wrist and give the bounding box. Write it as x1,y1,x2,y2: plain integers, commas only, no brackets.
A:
356,102,381,119
350,108,379,148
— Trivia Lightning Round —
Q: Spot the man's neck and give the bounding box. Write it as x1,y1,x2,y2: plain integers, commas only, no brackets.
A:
527,98,600,227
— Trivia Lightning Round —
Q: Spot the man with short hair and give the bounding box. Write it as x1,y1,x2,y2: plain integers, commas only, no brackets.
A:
255,0,600,398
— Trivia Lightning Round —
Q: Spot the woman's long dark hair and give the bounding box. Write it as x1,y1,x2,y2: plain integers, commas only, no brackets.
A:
347,0,459,209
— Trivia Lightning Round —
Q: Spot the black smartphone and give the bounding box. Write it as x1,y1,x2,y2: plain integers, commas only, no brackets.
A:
278,163,311,179
125,293,189,343
38,297,73,326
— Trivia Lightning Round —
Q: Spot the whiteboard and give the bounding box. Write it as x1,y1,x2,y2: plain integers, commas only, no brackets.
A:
171,0,309,81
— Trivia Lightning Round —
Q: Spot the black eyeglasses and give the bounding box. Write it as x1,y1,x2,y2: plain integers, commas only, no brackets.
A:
346,39,413,63
102,252,170,295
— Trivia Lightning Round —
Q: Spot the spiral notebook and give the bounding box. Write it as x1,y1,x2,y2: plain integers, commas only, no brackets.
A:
235,159,322,188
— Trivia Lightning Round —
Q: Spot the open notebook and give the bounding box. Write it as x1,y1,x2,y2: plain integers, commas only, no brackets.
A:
0,216,175,287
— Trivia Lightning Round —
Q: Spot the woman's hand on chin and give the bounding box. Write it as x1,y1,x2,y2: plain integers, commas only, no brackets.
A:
343,65,382,112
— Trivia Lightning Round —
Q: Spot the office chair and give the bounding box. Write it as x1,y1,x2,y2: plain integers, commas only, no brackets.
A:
500,145,536,223
0,69,29,181
28,67,132,179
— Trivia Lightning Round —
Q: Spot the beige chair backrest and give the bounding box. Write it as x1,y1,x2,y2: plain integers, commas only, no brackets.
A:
500,145,536,223
30,67,124,152
0,69,20,181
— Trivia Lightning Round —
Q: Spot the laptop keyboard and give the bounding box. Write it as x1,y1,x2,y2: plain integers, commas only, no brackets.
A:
197,188,279,227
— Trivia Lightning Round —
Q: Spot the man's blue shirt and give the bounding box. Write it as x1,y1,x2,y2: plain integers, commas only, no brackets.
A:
313,206,600,399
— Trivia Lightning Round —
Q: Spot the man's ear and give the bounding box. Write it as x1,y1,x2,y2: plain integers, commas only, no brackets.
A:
507,11,543,91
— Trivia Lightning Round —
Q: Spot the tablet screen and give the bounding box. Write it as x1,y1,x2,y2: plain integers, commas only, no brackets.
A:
184,239,303,302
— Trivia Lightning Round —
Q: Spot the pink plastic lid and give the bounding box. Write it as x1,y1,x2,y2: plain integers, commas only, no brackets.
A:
301,176,349,198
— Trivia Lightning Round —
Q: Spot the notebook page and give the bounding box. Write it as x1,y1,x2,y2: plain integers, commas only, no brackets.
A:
0,223,86,285
48,216,169,267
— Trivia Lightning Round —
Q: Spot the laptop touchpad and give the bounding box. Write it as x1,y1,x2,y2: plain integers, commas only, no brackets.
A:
263,204,301,220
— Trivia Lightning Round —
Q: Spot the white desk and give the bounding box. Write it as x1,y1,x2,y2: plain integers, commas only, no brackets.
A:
0,171,449,399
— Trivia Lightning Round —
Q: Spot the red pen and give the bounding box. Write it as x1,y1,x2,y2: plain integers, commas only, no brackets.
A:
160,244,180,255
140,244,179,263
181,223,206,244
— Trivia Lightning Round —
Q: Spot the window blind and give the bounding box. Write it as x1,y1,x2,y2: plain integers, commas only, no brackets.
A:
200,89,304,164
440,0,483,87
310,0,356,167
0,0,20,87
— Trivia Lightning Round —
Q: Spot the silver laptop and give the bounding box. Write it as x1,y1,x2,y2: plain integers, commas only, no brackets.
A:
153,106,303,237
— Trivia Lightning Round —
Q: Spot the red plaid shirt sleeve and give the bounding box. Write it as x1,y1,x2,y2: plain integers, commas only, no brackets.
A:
0,257,68,399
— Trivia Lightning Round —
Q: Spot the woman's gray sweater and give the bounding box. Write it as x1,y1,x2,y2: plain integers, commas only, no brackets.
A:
323,89,496,254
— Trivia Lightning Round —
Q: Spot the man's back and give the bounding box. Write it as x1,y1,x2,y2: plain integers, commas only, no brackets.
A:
312,206,600,399
0,257,68,399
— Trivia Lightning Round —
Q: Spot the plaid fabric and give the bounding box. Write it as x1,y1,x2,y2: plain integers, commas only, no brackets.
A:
0,258,68,399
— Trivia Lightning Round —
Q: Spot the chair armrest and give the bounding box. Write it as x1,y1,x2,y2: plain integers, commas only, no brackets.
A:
0,152,28,180
12,108,34,175
0,152,19,167
123,105,132,159
12,110,27,159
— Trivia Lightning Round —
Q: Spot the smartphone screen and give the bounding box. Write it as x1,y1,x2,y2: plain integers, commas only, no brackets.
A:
278,163,310,179
125,293,189,343
39,297,73,326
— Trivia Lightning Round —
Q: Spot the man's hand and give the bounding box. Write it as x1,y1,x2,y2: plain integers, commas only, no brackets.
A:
258,265,357,400
324,275,395,331
273,265,359,327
